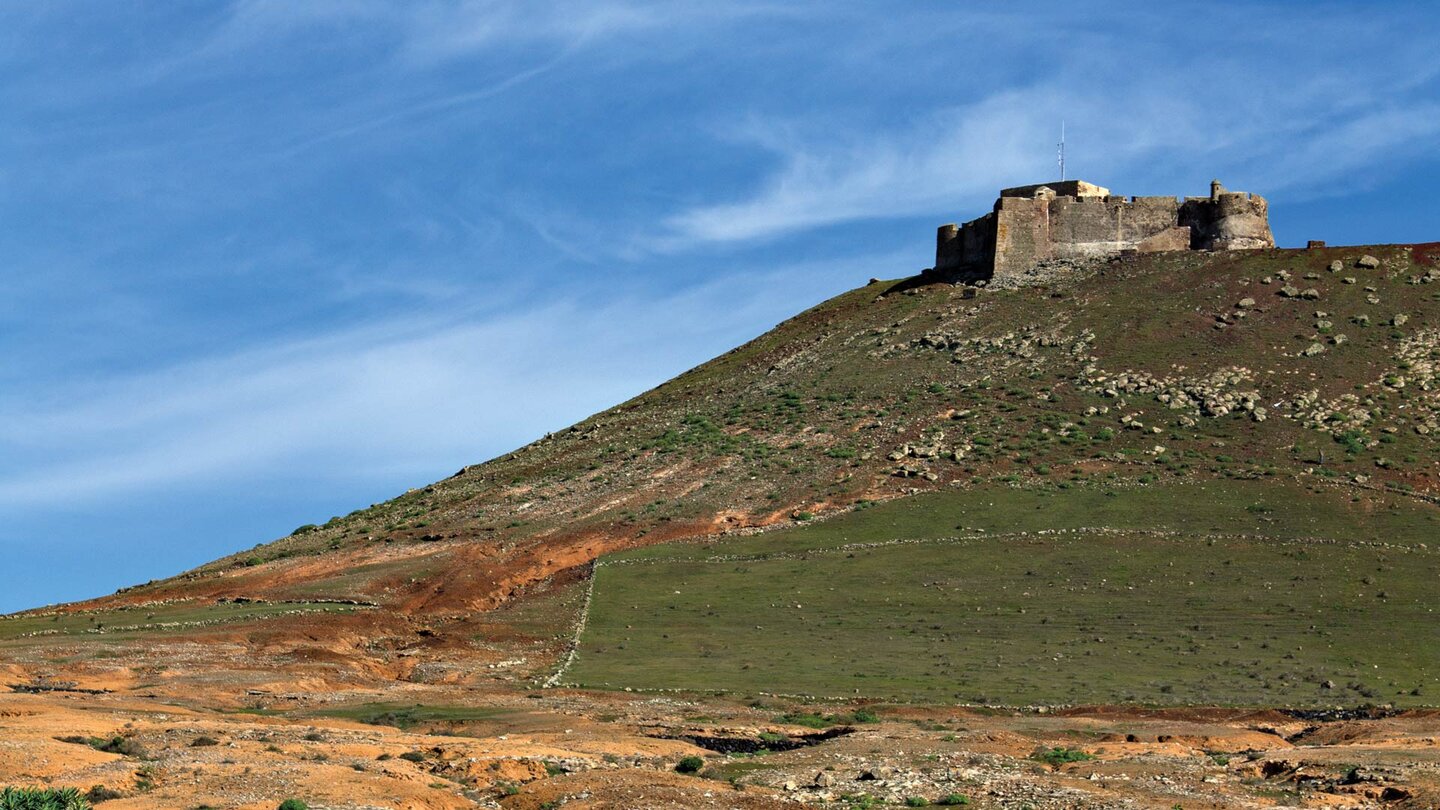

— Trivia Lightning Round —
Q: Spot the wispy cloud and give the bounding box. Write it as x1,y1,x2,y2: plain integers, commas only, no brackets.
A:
0,257,876,510
652,4,1440,247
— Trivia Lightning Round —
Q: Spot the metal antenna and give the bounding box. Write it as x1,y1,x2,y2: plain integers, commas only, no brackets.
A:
1058,121,1067,181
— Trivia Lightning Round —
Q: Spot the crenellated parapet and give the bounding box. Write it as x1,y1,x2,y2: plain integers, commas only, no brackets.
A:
934,179,1274,282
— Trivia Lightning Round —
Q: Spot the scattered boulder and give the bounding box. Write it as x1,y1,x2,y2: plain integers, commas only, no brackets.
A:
1301,288,1320,300
1358,255,1381,269
1279,285,1300,298
1237,297,1256,309
1328,260,1344,272
1393,313,1409,326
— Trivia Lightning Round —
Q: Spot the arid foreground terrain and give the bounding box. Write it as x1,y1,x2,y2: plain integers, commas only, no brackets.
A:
4,624,1438,810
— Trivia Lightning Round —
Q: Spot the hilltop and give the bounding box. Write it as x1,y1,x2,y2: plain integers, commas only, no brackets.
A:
73,241,1440,616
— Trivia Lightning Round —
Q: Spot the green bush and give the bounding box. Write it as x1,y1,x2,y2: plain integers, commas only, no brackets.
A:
398,751,426,763
936,795,970,806
905,798,929,807
1033,746,1095,767
277,801,308,810
0,787,92,810
674,755,704,774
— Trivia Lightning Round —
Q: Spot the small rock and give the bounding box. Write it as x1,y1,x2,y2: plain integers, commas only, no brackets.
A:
1301,288,1320,300
1328,260,1343,272
1357,254,1381,269
1279,285,1300,298
1237,297,1256,308
1393,313,1409,326
1303,342,1326,357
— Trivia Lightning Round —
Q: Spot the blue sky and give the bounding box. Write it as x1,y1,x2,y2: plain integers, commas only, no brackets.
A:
2,1,1438,613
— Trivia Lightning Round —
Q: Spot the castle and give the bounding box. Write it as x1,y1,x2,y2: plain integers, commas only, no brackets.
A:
934,179,1274,282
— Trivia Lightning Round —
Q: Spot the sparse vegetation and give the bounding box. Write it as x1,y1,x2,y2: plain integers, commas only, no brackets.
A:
0,788,91,810
1033,747,1096,767
574,480,1440,705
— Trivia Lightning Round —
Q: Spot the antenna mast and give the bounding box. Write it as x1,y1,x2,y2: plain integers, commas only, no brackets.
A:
1057,120,1066,182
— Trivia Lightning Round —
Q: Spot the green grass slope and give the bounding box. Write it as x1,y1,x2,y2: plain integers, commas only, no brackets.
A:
567,480,1440,706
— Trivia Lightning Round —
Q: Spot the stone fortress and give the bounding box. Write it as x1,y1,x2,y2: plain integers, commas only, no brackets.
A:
934,179,1274,282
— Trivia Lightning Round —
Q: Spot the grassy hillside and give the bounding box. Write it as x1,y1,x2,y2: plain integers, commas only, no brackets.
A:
53,243,1440,633
567,479,1440,706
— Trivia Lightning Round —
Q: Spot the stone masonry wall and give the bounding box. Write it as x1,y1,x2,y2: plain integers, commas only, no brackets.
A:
935,180,1273,282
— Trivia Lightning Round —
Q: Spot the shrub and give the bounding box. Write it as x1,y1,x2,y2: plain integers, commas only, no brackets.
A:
936,796,970,806
906,798,929,807
84,786,123,803
189,736,220,747
1033,746,1095,767
0,788,92,809
85,736,147,758
276,801,308,810
398,751,427,763
675,756,704,774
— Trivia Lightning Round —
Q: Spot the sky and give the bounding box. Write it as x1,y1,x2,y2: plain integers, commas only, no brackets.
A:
2,1,1439,613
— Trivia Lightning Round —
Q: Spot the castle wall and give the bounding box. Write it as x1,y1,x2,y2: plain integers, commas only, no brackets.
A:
934,180,1274,282
992,197,1051,277
1046,196,1181,256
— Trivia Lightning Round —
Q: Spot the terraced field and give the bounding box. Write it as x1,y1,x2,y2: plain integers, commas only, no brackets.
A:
0,600,362,642
568,480,1440,706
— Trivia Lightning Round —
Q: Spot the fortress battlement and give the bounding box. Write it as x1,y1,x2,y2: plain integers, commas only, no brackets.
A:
935,179,1274,281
